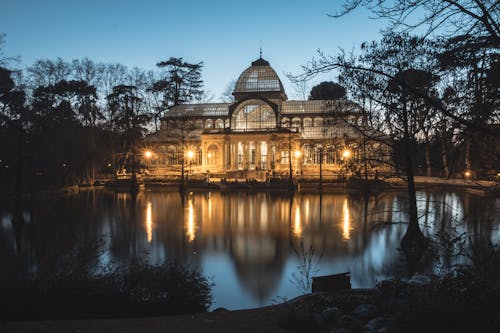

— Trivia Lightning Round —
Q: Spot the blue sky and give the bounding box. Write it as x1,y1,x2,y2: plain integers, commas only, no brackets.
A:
1,0,388,100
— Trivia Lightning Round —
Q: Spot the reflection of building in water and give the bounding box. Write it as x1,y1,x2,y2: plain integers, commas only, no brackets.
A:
185,198,196,242
145,201,153,243
232,235,288,301
145,192,403,298
144,57,390,179
202,193,290,300
342,197,351,240
2,190,499,306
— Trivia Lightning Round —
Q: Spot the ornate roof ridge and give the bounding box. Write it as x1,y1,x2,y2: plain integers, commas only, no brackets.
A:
251,57,270,66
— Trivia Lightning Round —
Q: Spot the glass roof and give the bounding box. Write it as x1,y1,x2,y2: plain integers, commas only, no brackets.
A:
166,103,230,118
165,100,361,119
234,58,285,93
281,100,361,115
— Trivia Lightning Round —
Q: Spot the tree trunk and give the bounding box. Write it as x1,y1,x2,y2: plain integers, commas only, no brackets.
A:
425,144,432,177
465,135,471,171
441,134,450,178
15,125,24,204
400,98,426,251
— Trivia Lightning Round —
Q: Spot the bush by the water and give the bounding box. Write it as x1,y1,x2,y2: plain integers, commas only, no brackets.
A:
0,262,213,320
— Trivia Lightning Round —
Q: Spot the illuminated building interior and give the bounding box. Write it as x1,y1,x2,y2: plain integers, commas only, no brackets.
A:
144,57,389,179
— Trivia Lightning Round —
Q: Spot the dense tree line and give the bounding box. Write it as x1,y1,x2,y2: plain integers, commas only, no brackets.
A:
292,0,499,249
296,0,499,179
0,35,205,195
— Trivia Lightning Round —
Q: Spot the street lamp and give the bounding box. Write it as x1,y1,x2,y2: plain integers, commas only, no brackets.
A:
144,150,153,159
342,149,351,159
186,149,195,179
294,150,301,175
342,148,351,178
144,149,153,174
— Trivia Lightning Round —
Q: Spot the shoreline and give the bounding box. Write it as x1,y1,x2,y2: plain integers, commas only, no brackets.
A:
1,176,498,202
2,277,499,332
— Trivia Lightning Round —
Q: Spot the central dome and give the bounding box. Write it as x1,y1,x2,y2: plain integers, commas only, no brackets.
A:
234,57,286,95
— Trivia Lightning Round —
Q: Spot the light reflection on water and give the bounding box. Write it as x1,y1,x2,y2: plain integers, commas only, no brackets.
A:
145,201,153,243
342,198,351,241
0,190,499,310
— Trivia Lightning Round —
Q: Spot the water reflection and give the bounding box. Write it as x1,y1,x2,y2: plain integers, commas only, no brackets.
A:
145,201,153,243
342,198,351,241
185,198,196,242
293,204,302,238
1,190,499,309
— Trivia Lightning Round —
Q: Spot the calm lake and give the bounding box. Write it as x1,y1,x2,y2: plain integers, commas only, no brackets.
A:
1,189,499,310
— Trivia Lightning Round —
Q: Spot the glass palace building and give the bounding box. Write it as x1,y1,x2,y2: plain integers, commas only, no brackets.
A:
144,57,388,180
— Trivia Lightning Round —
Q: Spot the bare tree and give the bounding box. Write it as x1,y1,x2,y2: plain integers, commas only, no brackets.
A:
71,58,102,89
27,58,71,88
331,0,499,39
0,33,20,68
294,33,439,250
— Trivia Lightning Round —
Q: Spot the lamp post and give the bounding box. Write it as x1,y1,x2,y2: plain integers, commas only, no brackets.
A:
342,148,351,178
144,149,153,174
464,170,472,182
294,150,301,175
316,144,324,190
186,149,195,181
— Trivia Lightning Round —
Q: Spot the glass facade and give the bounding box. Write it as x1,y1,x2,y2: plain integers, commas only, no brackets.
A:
145,57,390,178
232,100,276,131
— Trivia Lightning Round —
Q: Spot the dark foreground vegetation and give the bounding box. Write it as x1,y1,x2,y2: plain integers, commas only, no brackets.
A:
277,271,500,332
278,250,500,333
0,262,213,320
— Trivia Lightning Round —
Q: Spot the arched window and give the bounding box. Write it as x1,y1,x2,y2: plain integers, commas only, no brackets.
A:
314,117,323,127
215,119,224,128
292,117,302,128
303,117,312,128
232,100,276,131
281,117,290,128
195,120,204,129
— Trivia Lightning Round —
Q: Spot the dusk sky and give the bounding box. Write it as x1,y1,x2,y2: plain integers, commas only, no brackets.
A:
1,0,389,99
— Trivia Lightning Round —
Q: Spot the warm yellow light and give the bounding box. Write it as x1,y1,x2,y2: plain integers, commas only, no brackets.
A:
144,150,153,159
342,198,350,240
293,205,302,238
186,150,195,160
207,152,212,158
186,199,196,242
464,171,471,178
146,201,153,243
294,150,301,158
342,149,351,159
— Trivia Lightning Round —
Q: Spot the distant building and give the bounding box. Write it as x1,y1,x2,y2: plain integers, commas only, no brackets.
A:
144,57,389,180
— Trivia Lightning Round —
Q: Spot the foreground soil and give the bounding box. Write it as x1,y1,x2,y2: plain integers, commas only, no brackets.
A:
0,306,291,333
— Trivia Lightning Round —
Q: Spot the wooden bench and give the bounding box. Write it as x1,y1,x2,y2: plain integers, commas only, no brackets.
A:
312,272,351,292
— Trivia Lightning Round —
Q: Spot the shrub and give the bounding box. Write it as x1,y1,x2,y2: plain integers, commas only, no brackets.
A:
0,261,213,320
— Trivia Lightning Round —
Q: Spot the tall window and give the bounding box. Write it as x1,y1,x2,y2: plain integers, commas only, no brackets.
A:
207,144,218,165
232,100,276,131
